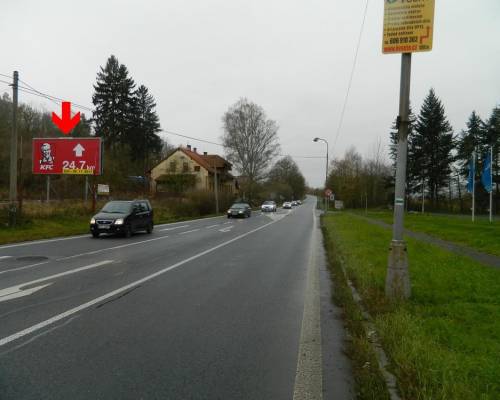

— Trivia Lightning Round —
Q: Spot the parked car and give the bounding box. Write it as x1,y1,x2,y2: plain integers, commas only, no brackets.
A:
90,200,153,238
296,200,302,205
261,200,277,212
291,200,298,206
227,203,252,218
283,201,292,209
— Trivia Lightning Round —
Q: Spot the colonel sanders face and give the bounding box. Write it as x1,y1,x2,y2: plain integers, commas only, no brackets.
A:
40,143,54,164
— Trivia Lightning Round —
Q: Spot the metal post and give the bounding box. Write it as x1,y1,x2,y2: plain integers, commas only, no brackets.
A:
214,163,219,214
8,71,19,226
472,151,475,223
46,176,50,202
421,178,425,213
386,53,412,300
490,146,493,223
85,176,88,203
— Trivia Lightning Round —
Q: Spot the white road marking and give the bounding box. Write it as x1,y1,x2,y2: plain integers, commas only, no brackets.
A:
0,283,53,303
0,220,278,348
0,260,114,303
0,235,88,250
205,224,220,229
293,207,322,400
223,221,233,225
0,236,172,275
160,225,189,231
219,226,234,233
0,256,12,260
178,229,200,235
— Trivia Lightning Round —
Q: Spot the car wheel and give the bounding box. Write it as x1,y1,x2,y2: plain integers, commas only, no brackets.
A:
124,224,132,238
91,231,99,238
146,222,153,234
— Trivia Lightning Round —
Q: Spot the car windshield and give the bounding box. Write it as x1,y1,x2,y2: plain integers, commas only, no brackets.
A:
101,201,132,214
263,201,274,205
231,204,247,209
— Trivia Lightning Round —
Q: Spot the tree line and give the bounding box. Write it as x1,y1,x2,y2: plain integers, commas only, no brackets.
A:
327,88,499,213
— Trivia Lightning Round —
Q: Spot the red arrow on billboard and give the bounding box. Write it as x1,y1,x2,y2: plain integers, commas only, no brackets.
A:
52,102,80,135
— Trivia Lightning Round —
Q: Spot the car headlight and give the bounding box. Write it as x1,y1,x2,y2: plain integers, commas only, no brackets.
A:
90,217,96,224
114,218,124,225
238,210,243,214
227,210,231,213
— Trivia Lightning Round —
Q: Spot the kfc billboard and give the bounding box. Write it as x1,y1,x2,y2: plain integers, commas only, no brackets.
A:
33,138,102,175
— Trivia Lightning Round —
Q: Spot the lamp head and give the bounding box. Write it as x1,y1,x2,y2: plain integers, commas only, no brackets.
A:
313,137,319,142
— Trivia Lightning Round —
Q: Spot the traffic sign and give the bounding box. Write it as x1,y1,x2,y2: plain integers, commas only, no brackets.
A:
32,138,102,175
325,188,332,197
382,0,435,54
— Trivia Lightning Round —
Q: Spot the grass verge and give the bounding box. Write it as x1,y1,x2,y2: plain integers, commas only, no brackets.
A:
0,202,222,245
321,218,390,399
323,212,500,400
360,210,500,257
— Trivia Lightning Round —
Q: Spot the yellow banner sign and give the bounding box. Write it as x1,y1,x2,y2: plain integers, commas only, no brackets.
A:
62,168,94,175
383,0,435,54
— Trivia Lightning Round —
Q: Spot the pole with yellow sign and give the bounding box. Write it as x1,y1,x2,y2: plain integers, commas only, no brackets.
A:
383,0,435,300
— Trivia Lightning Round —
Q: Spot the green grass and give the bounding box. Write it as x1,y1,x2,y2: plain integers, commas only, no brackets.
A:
323,213,500,400
358,210,500,257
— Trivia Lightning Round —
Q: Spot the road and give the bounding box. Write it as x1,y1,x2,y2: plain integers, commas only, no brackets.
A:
0,197,352,399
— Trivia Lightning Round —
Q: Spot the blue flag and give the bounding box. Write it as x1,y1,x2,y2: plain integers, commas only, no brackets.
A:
467,157,475,193
481,151,492,193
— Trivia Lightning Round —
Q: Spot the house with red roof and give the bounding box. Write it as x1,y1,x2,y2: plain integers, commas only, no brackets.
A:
149,145,236,194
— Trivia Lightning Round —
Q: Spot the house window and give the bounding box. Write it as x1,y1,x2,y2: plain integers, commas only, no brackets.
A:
169,161,176,172
183,162,189,172
194,166,200,172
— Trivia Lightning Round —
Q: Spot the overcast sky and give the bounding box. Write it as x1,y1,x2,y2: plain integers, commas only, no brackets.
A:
1,0,499,187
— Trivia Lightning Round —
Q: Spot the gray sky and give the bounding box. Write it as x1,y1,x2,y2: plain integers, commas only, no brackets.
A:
1,0,499,187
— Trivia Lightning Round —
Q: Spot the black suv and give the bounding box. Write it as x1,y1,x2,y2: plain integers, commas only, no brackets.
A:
90,200,154,238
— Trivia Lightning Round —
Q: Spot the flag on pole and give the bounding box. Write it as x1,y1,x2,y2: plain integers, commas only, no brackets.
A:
481,150,492,193
467,157,475,193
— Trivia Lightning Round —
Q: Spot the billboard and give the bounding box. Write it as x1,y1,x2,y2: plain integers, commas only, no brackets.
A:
32,138,102,175
382,0,435,54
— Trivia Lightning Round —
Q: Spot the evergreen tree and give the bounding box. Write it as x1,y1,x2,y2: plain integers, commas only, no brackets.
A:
455,111,484,177
389,106,417,193
92,55,136,150
482,107,500,211
128,85,163,171
411,89,454,209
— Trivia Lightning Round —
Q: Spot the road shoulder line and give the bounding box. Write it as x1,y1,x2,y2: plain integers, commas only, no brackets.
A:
293,207,323,400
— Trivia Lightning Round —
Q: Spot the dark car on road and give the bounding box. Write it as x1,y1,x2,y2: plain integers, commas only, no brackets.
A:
90,200,154,238
227,203,252,218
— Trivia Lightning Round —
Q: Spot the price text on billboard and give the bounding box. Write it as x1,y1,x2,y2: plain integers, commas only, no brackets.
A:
382,0,435,54
32,138,103,175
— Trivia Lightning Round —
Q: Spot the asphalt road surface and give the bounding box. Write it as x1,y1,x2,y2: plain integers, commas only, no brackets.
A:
0,197,352,399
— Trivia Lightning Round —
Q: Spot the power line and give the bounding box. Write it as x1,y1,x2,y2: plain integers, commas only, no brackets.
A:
161,129,325,159
0,72,12,79
333,0,370,150
18,78,93,112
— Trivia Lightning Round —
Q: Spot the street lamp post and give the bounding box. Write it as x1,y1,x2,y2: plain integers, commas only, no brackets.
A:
313,137,329,212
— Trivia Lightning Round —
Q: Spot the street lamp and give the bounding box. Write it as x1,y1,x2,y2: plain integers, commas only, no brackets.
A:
313,137,329,212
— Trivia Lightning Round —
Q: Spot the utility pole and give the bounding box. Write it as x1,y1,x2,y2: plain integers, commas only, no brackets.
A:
8,71,19,227
386,53,412,299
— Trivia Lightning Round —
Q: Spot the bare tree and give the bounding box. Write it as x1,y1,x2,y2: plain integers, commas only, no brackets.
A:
222,98,280,198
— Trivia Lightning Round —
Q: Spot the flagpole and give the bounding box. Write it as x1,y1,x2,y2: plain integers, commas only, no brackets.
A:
490,146,493,223
472,151,475,223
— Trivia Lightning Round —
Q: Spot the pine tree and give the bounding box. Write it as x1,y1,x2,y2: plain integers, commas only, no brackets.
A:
412,89,455,209
482,107,500,211
92,55,136,150
456,111,484,177
389,106,416,187
128,85,163,172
